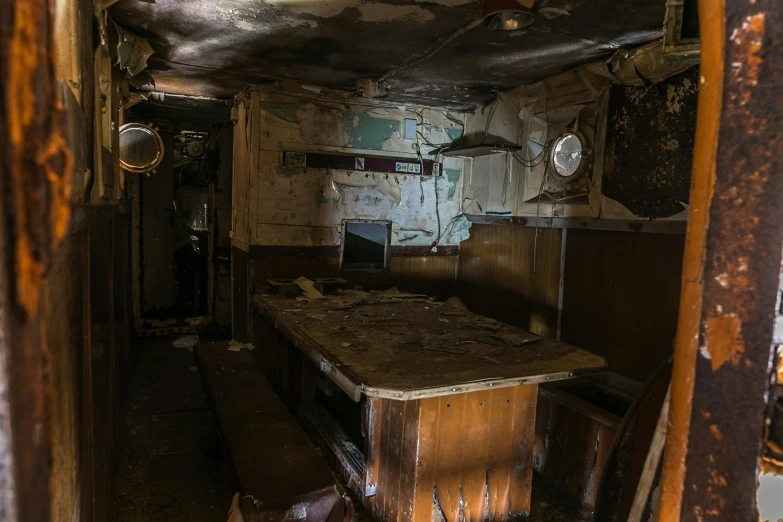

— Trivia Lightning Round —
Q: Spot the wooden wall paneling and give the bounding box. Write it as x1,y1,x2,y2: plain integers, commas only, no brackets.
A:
252,254,458,301
435,394,467,522
398,400,422,520
532,393,552,472
113,213,131,420
375,398,391,521
253,256,340,285
559,408,586,482
573,415,601,503
411,397,439,522
462,390,492,521
544,400,565,478
40,208,133,522
533,394,620,516
252,309,286,393
366,388,537,521
382,400,405,521
89,219,114,522
81,229,94,522
560,229,685,382
364,397,383,513
232,245,250,342
589,424,616,509
509,384,538,516
457,224,562,337
486,387,517,518
42,231,88,522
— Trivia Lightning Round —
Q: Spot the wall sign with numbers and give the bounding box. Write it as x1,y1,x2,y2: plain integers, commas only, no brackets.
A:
283,151,439,176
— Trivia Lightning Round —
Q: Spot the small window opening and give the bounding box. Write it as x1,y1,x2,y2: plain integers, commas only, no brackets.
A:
340,220,391,272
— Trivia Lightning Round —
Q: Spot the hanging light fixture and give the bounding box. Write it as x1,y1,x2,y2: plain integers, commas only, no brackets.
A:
483,0,536,31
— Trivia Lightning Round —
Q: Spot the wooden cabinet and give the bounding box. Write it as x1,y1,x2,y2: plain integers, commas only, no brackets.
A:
365,387,537,521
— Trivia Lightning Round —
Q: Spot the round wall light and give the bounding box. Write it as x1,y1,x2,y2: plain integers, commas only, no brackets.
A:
483,0,536,31
119,123,164,174
550,132,587,181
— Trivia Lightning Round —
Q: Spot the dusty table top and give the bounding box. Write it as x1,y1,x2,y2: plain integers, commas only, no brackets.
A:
251,289,606,401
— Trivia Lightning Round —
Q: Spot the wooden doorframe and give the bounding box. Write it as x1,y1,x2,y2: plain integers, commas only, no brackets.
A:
658,1,783,521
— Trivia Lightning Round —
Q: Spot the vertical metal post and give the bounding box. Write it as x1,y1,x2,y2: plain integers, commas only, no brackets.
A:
658,0,783,521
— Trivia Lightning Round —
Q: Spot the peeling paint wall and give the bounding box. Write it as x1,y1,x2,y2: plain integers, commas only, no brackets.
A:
461,62,698,221
236,87,470,247
462,72,607,219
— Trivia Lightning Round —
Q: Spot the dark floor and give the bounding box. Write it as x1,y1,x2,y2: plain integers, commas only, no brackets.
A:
114,338,580,522
116,338,234,522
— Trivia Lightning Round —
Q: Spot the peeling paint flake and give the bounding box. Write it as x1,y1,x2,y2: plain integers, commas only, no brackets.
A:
339,112,399,150
703,314,745,371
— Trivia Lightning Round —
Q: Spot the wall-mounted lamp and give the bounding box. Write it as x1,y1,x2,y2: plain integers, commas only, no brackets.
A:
483,0,536,31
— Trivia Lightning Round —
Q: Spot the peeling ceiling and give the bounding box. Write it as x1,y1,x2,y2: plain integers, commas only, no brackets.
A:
110,0,666,108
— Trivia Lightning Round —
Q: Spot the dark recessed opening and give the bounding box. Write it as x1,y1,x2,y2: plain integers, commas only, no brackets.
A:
680,0,699,39
340,220,390,272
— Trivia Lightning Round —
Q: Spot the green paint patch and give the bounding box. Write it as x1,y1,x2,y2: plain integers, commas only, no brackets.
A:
445,127,463,141
276,166,300,178
444,169,461,199
339,112,399,150
455,217,471,236
261,102,301,124
444,169,461,183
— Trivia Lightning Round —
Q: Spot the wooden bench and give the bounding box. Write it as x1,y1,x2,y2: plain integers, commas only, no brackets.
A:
195,341,355,522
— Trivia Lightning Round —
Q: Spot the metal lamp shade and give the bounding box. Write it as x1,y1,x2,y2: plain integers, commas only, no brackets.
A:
483,0,536,31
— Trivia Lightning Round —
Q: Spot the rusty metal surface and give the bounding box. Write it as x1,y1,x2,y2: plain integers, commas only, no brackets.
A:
0,0,75,519
658,0,783,520
109,0,666,106
603,67,698,218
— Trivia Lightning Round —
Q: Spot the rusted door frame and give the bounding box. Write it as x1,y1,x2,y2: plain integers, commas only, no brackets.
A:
658,1,783,521
0,0,72,520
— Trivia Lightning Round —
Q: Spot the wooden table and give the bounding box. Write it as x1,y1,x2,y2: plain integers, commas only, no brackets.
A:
251,290,606,522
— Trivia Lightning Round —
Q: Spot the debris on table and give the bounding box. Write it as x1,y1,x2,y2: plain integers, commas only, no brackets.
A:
227,340,254,352
251,291,606,397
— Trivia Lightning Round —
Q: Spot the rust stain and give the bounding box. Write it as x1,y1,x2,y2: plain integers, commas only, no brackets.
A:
729,13,765,107
6,0,73,318
8,1,37,145
709,424,723,441
704,314,745,371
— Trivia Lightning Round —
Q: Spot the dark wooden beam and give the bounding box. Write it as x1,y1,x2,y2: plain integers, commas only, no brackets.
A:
659,1,783,521
249,245,341,259
248,244,459,258
466,214,687,234
70,203,131,232
391,245,459,257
